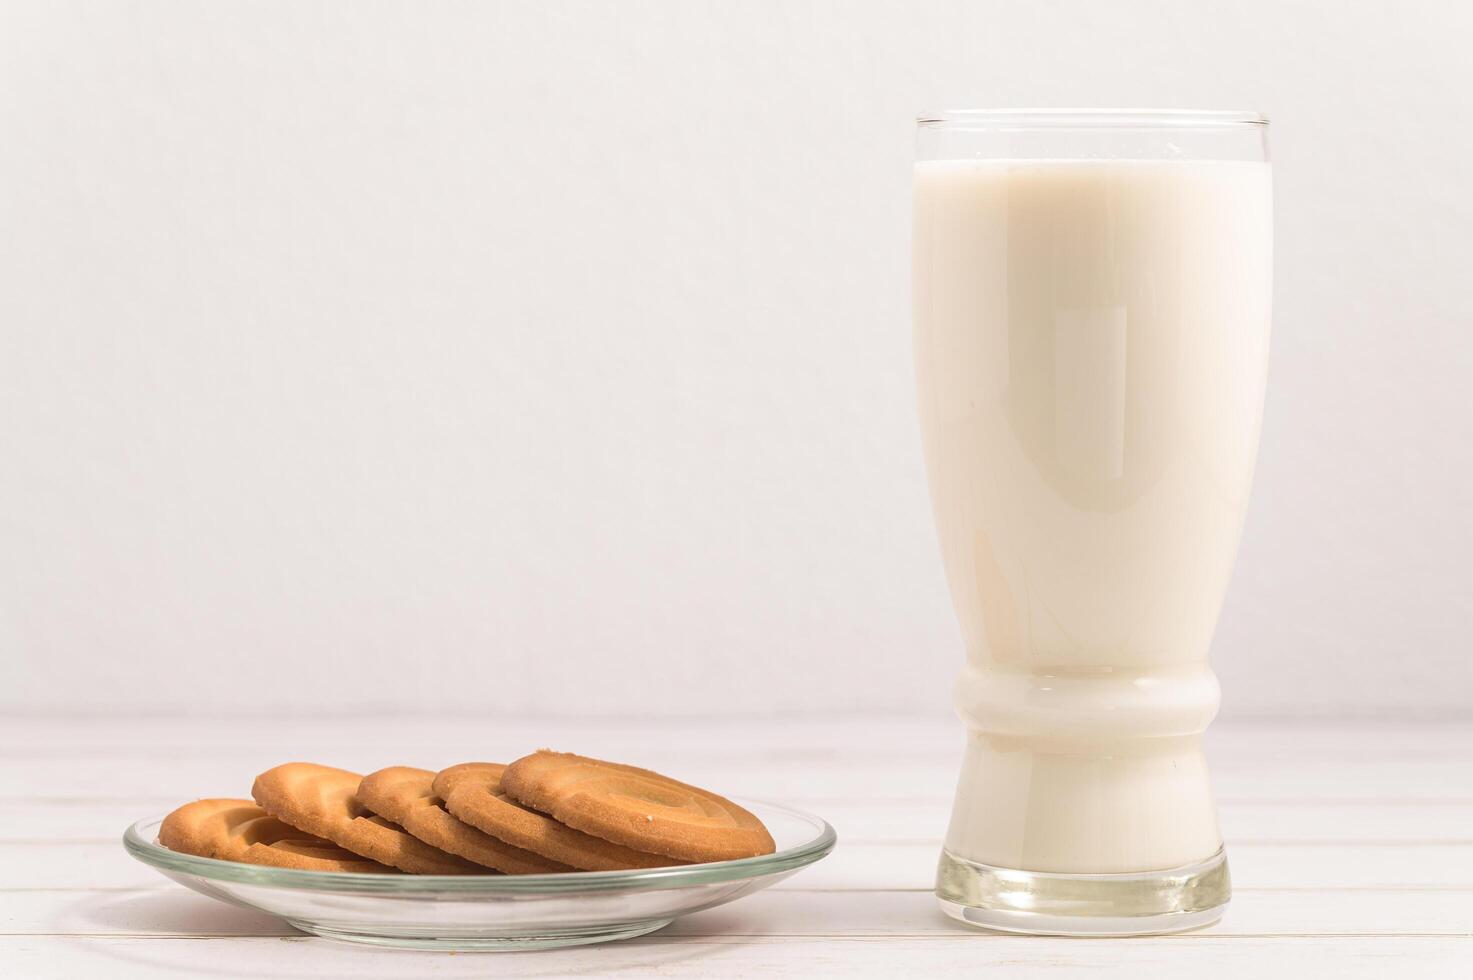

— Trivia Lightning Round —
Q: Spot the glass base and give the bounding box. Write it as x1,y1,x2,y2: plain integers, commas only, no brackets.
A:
286,918,672,951
935,846,1230,936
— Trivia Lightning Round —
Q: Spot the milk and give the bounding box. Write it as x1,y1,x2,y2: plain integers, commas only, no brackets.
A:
913,159,1272,873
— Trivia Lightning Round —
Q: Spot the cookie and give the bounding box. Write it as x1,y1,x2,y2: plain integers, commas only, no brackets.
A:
357,766,572,875
252,762,482,875
435,762,675,872
159,798,390,873
500,750,775,863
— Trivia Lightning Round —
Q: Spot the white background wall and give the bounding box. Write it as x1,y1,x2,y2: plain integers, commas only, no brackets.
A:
3,1,1470,718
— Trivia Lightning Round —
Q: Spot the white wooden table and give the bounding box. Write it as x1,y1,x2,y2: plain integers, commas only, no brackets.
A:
3,715,1470,977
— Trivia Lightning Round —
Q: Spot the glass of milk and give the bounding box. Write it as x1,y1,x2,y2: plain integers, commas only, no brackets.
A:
913,109,1271,935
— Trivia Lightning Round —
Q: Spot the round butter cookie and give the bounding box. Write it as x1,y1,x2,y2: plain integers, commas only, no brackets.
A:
252,762,481,875
435,762,674,872
159,798,390,873
500,751,775,863
357,766,571,875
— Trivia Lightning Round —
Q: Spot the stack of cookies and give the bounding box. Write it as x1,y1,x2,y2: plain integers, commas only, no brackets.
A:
158,750,776,874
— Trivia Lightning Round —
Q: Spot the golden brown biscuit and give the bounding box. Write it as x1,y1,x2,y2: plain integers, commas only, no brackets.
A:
252,762,482,875
501,751,775,863
159,798,390,873
433,761,505,800
357,766,572,875
436,762,675,872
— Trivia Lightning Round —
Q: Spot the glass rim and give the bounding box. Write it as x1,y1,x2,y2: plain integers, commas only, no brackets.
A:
917,108,1269,130
122,796,837,894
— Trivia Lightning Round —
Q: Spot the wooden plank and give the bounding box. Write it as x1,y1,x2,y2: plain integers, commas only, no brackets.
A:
3,716,1469,765
795,799,1473,845
4,751,1471,807
0,756,958,804
3,885,1471,939
1216,802,1473,844
783,842,1473,890
3,718,1470,975
11,797,1473,845
0,888,296,938
8,839,1473,891
0,715,961,761
1,934,1469,980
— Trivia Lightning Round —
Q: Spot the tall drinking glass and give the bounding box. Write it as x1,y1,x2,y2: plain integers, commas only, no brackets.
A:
912,110,1271,935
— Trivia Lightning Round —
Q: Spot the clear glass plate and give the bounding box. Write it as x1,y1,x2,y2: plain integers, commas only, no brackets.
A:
122,798,836,950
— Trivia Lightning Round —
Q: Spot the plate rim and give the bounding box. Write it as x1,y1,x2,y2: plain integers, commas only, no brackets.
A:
123,796,837,894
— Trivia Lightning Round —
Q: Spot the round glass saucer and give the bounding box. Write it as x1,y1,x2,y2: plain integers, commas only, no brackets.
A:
123,798,835,951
